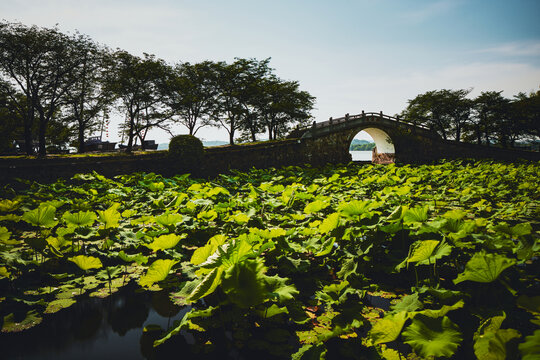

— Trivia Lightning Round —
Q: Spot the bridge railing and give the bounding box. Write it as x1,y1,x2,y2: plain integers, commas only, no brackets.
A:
299,111,431,132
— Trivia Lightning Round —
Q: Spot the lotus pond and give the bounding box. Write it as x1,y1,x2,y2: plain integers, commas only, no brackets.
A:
0,160,539,359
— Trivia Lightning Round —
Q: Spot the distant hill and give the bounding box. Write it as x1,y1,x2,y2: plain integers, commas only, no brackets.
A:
351,139,373,145
157,140,229,150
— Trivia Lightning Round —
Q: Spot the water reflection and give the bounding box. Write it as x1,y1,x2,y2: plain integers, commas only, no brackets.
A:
0,285,189,360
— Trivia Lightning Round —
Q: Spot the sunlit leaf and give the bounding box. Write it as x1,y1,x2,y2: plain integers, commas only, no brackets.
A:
319,213,340,234
97,204,121,229
146,233,186,252
139,259,179,287
370,311,408,345
63,210,97,227
402,315,462,358
454,252,516,284
22,204,57,228
69,255,103,271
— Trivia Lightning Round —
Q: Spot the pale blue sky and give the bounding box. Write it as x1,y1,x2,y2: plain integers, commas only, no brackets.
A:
2,0,539,143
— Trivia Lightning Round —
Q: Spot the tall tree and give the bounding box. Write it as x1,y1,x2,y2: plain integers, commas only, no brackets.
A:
104,51,170,152
512,90,540,142
403,89,472,141
210,60,246,145
165,61,218,136
258,77,314,140
0,21,92,155
63,40,113,153
470,91,510,146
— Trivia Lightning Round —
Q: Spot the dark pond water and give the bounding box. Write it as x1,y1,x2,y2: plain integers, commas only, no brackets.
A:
0,286,196,360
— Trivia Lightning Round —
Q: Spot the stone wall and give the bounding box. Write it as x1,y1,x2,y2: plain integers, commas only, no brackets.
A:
0,140,306,187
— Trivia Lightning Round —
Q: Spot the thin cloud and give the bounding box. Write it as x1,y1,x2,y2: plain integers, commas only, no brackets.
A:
399,0,459,23
475,41,540,57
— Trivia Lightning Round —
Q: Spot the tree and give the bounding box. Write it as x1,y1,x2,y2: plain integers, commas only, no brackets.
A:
0,21,94,155
210,60,247,145
165,61,218,136
512,90,540,142
258,77,314,140
63,40,113,153
403,89,472,141
470,91,510,146
104,51,170,152
0,80,24,153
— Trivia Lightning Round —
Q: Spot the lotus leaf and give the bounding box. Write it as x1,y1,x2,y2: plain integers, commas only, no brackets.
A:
22,204,57,228
146,233,186,252
402,315,462,358
139,259,178,287
69,255,103,271
453,252,516,284
97,204,121,228
369,311,408,345
519,329,540,360
2,310,43,332
319,213,340,234
63,210,97,227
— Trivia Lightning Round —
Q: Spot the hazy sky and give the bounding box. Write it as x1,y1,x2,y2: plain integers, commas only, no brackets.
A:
2,0,540,143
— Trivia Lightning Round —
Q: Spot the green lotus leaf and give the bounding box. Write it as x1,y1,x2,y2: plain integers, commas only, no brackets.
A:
369,311,408,345
443,209,467,220
155,212,184,227
319,213,340,234
44,298,77,314
69,255,103,271
228,212,250,225
63,210,97,227
0,226,17,245
190,234,227,265
2,310,43,332
412,300,464,318
304,199,330,214
222,259,268,308
407,240,440,263
117,250,148,265
402,315,462,358
391,293,424,313
474,313,521,360
197,209,218,222
453,252,516,284
0,198,21,212
259,304,289,318
250,227,287,239
97,204,121,229
146,233,186,252
154,306,217,347
291,343,327,360
46,236,71,251
519,329,540,360
186,267,223,302
22,204,57,228
403,205,429,225
338,200,373,217
139,259,179,287
264,274,299,303
315,237,335,257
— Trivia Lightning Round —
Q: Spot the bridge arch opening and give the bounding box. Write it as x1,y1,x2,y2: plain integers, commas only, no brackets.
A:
349,128,395,164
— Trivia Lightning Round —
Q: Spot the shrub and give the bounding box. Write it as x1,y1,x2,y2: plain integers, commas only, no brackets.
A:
168,135,204,171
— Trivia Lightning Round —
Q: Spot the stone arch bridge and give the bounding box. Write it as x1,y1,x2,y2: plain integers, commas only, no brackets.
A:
288,111,540,164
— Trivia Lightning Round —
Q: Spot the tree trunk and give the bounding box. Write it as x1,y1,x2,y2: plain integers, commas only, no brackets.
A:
229,130,235,145
24,105,34,155
78,121,86,153
38,113,47,156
